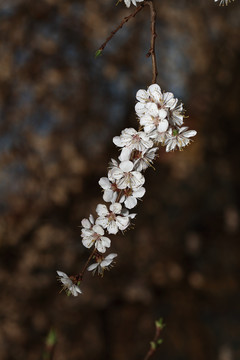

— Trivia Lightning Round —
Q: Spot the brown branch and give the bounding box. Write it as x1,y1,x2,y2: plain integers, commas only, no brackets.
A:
78,247,97,281
97,1,158,84
144,0,158,84
97,3,145,53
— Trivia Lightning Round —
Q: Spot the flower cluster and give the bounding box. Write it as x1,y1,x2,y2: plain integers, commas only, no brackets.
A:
135,84,196,150
57,84,196,296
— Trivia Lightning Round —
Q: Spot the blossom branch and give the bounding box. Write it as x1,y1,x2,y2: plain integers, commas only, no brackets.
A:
56,1,197,298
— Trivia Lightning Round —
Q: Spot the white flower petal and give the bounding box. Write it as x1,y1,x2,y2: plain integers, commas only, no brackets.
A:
113,136,122,147
119,147,132,162
131,171,145,189
183,130,197,138
99,177,111,190
136,89,148,102
148,84,161,96
105,253,118,261
125,196,137,209
133,187,146,198
116,216,129,230
107,221,119,235
70,285,82,296
81,218,91,229
146,102,158,117
109,167,123,181
96,217,108,228
157,119,169,132
96,204,109,217
103,189,115,203
158,108,167,120
135,102,146,116
119,160,134,172
87,263,99,271
93,224,104,235
110,202,122,214
82,237,95,249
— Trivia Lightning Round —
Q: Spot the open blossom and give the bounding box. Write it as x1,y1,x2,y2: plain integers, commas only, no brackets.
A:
167,102,184,127
113,128,153,152
96,203,130,234
81,220,111,253
123,0,144,8
87,253,117,276
119,146,158,172
99,177,119,203
165,127,197,152
56,271,82,296
119,186,145,209
132,147,158,172
108,160,145,190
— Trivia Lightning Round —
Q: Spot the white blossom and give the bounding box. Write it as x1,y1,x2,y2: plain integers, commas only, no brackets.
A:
113,128,153,152
96,203,130,234
81,214,94,229
214,0,233,5
133,147,158,172
167,102,184,127
118,145,157,172
99,177,119,203
56,271,82,296
165,127,197,152
87,253,117,275
123,0,144,8
147,128,167,144
119,186,145,209
81,222,111,253
140,114,169,134
108,160,145,190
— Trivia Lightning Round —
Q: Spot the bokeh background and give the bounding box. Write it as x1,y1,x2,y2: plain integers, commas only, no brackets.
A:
0,0,240,359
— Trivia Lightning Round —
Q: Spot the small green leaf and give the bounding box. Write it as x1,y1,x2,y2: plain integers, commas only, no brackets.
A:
95,49,102,58
155,317,166,330
150,341,156,350
157,339,163,346
46,329,57,347
172,129,178,136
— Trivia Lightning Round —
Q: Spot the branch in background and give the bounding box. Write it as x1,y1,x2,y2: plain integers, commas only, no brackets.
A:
95,0,158,84
95,3,145,57
143,318,165,360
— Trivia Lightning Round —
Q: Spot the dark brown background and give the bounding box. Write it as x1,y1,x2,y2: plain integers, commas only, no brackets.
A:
0,0,240,359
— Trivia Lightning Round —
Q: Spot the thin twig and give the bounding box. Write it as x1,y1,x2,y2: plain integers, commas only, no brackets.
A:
143,318,165,360
96,1,158,84
78,247,97,281
144,0,158,84
97,4,145,53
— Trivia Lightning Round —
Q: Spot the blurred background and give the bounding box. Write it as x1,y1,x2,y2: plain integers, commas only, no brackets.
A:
0,0,240,359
